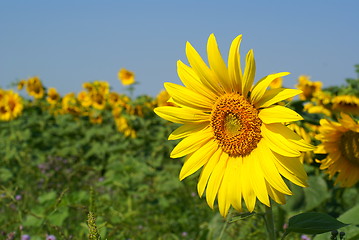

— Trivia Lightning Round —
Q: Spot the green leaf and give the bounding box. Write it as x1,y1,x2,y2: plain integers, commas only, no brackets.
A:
23,215,43,227
338,205,359,225
38,191,57,204
286,212,349,235
0,168,12,181
303,176,329,211
48,207,69,226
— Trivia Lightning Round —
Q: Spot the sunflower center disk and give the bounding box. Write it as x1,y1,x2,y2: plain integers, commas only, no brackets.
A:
340,131,359,166
211,93,262,157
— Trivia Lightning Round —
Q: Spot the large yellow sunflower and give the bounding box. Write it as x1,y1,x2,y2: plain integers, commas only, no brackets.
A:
154,34,314,216
316,113,359,187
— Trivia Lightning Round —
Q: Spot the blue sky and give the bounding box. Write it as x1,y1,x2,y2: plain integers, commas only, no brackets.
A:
1,1,358,97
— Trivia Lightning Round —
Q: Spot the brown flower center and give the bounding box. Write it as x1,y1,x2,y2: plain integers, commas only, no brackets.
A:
211,93,262,157
340,130,359,166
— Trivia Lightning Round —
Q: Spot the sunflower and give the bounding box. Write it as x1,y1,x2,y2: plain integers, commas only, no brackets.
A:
47,88,60,105
316,113,359,187
115,116,136,138
154,34,313,216
287,123,315,164
332,95,359,115
0,90,23,121
295,75,322,101
91,92,106,110
62,93,81,115
77,91,92,108
107,92,121,106
83,82,94,92
26,76,45,99
303,102,332,117
94,81,110,95
89,111,103,124
118,68,135,86
156,90,176,107
17,80,26,90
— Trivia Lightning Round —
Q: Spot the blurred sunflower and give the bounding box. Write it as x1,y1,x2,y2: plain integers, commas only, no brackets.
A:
83,82,94,92
154,34,313,216
312,90,332,106
0,90,23,121
77,91,92,108
47,88,60,105
108,92,121,107
303,102,332,117
156,90,175,107
332,95,359,115
112,107,123,119
288,123,315,164
91,92,106,110
94,81,110,95
115,116,136,138
296,75,322,101
118,68,135,86
17,79,26,90
62,93,81,115
26,76,45,99
316,113,359,187
89,111,103,124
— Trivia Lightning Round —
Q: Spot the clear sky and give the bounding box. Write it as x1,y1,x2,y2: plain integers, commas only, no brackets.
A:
1,1,358,97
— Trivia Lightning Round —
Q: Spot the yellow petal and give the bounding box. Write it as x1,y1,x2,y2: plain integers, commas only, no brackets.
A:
339,112,359,132
266,123,315,152
206,151,227,209
170,128,213,158
241,157,257,212
179,140,218,180
255,88,302,108
249,151,270,207
164,82,213,111
259,105,303,124
250,72,290,104
226,156,242,211
228,35,243,93
186,41,224,95
266,180,286,205
242,49,256,97
197,148,222,197
207,34,231,93
177,60,217,100
169,123,208,140
272,151,308,187
154,106,210,124
273,156,308,187
217,153,232,217
261,125,302,157
257,141,292,195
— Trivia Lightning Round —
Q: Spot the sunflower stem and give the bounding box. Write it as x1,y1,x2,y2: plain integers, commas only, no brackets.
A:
218,209,232,240
264,205,276,240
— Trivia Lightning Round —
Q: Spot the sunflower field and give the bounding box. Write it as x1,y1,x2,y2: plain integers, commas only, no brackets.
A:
1,45,359,239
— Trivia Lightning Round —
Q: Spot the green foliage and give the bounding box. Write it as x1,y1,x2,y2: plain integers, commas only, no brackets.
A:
2,70,359,239
283,212,348,237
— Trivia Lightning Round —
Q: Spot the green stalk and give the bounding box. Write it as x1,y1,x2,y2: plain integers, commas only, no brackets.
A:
264,205,276,240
